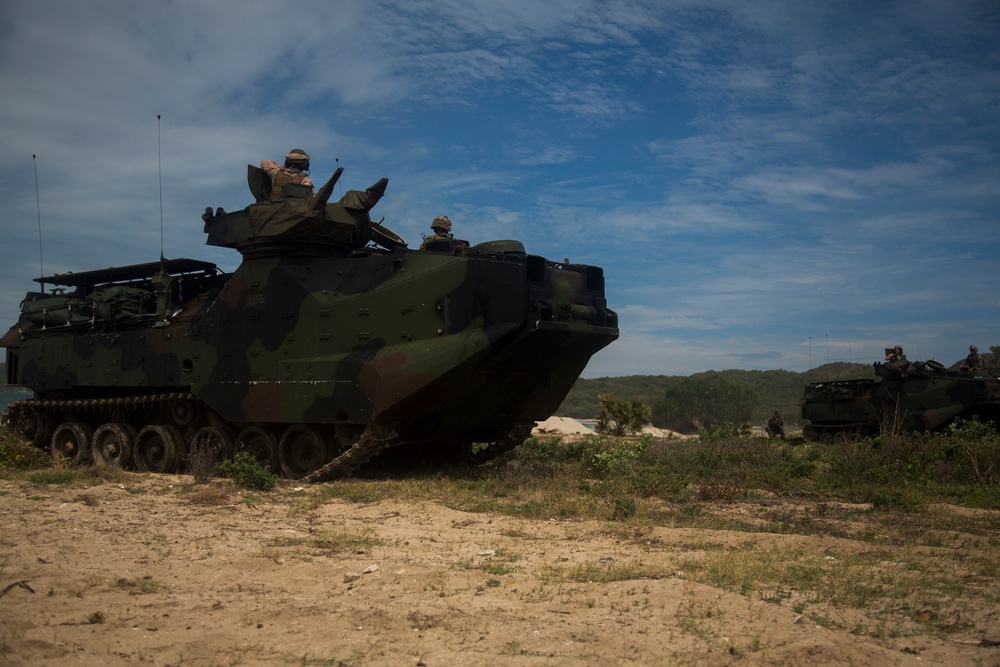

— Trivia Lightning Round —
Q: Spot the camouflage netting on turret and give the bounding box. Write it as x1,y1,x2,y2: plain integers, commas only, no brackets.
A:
205,199,368,249
205,173,389,252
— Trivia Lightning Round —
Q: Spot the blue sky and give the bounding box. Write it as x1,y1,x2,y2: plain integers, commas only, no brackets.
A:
1,0,998,377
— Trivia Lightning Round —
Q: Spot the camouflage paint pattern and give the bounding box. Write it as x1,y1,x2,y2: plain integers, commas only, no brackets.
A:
800,361,1000,441
1,168,618,476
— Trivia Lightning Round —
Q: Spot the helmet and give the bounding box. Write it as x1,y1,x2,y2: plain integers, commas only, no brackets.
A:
431,215,452,232
971,345,978,353
284,148,310,170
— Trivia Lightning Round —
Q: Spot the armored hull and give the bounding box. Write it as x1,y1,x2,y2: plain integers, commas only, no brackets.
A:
800,361,1000,442
2,167,618,479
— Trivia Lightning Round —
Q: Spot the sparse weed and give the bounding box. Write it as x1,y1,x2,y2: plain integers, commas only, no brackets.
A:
27,468,77,485
546,559,661,584
186,438,222,484
265,528,381,558
185,482,232,506
316,480,386,504
115,576,159,595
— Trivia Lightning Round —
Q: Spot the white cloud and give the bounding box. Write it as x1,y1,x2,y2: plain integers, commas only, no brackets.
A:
0,0,997,383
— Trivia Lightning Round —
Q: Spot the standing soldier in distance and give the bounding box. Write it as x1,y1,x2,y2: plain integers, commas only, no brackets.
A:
766,408,784,439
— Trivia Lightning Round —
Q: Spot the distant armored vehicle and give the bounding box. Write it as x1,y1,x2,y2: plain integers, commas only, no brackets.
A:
800,359,1000,442
2,165,618,480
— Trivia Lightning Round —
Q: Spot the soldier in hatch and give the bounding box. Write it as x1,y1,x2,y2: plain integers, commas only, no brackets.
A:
419,216,454,250
885,345,906,363
260,149,315,202
961,345,984,372
883,344,914,373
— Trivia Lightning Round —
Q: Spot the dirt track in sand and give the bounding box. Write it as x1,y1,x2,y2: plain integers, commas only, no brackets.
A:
1,474,998,666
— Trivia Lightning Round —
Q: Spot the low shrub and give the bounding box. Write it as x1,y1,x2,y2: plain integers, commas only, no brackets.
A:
697,422,747,443
0,428,50,471
219,452,277,491
589,434,649,476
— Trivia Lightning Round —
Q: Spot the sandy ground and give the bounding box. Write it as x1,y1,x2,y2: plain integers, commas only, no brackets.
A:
1,474,998,667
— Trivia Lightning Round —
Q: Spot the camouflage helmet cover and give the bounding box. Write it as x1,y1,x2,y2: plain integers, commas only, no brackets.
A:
970,345,978,352
284,149,310,169
431,215,452,232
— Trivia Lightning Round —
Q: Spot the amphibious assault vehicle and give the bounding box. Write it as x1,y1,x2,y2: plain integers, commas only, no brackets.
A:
799,359,1000,442
2,166,618,480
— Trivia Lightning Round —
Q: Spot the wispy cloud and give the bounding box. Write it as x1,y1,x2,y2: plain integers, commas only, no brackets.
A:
0,0,997,380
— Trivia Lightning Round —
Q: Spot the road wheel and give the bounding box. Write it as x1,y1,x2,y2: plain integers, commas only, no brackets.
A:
51,422,94,464
191,426,234,461
134,424,182,473
92,423,137,468
171,398,201,426
18,408,55,448
279,425,328,479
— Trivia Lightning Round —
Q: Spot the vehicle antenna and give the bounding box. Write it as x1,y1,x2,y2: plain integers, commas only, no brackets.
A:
157,114,164,262
336,157,343,197
913,335,921,360
32,154,45,293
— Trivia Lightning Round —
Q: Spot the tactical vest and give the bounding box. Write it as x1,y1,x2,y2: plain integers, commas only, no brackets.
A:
269,167,311,201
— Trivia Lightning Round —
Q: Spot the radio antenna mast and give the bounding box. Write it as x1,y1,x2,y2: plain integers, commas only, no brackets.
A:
32,154,45,293
157,114,164,261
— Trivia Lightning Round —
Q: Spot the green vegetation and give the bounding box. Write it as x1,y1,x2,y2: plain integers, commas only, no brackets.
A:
27,468,78,485
653,373,756,433
557,362,874,426
987,345,1000,378
486,419,1000,514
559,350,998,430
594,392,652,436
219,451,278,491
344,418,1000,533
0,426,50,472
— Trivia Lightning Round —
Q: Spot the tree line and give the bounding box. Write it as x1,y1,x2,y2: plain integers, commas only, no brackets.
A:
560,347,999,435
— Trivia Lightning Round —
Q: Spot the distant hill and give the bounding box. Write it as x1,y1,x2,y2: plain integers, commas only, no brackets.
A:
557,362,875,426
